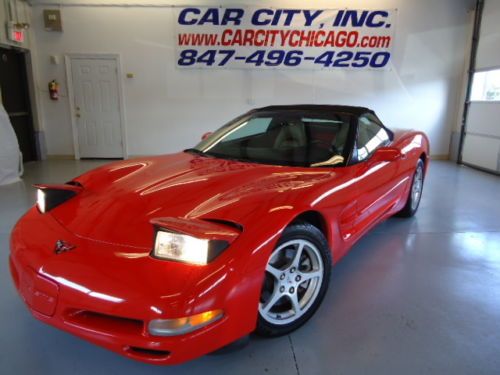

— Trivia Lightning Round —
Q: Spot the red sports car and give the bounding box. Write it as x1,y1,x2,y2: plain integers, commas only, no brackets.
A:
10,105,429,364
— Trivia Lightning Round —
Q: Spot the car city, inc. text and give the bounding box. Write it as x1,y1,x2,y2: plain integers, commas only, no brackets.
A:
175,7,396,69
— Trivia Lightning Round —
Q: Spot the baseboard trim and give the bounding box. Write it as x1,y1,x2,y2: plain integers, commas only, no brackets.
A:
46,155,75,160
430,154,449,160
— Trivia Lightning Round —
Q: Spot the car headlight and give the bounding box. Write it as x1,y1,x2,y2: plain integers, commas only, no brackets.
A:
153,230,229,265
37,188,46,213
34,183,82,214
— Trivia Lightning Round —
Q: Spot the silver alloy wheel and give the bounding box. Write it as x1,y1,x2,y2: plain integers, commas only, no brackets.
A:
259,239,324,325
411,164,423,210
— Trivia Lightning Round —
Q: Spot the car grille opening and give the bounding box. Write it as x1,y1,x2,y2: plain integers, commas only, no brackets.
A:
126,346,171,359
65,310,144,335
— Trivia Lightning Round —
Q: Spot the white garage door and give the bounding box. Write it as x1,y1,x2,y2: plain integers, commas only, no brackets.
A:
462,0,500,173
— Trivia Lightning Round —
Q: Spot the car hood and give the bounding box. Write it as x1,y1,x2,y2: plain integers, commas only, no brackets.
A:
49,152,335,248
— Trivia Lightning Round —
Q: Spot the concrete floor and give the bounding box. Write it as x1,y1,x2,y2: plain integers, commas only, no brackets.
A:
0,160,499,374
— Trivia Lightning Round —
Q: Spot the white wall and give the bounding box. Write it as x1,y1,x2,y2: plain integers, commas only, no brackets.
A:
29,0,474,157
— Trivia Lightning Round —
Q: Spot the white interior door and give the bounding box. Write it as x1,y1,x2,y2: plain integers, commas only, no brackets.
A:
70,57,124,158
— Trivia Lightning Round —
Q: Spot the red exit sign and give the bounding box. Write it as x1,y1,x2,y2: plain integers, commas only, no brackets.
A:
12,30,25,43
7,22,26,43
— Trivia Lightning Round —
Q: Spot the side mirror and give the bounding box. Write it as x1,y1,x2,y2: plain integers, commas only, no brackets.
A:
201,132,213,141
371,147,405,162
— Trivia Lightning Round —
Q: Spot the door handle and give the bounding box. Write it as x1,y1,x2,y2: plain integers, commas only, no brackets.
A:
76,113,81,118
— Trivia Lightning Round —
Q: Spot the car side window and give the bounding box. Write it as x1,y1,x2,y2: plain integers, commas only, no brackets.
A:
355,114,390,162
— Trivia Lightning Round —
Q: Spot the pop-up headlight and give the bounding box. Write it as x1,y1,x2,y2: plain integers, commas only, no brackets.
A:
152,230,229,265
150,217,241,265
154,231,209,265
37,188,46,213
34,183,82,214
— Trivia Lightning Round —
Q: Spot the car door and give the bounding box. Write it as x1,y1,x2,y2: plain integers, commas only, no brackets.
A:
350,113,401,234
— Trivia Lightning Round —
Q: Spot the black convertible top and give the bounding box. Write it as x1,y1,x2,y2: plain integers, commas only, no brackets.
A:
253,105,374,116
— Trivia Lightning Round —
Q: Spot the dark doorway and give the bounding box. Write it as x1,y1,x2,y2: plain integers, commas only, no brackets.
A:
0,47,37,162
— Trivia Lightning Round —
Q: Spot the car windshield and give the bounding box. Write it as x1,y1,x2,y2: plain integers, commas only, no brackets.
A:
191,110,353,167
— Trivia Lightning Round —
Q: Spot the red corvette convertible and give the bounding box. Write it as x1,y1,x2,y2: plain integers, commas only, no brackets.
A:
10,105,429,364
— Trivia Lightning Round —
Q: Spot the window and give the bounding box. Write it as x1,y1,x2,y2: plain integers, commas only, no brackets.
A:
471,68,500,102
193,110,352,167
223,117,272,142
356,114,390,162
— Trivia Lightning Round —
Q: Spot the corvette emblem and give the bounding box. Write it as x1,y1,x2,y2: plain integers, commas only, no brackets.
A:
54,240,76,254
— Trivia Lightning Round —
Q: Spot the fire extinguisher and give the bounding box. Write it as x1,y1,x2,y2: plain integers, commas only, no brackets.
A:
48,80,59,100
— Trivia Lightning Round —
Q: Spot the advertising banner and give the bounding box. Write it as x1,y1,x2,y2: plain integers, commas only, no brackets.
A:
174,7,396,70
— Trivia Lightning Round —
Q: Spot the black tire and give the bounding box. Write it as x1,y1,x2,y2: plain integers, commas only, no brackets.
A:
397,159,425,218
256,222,331,337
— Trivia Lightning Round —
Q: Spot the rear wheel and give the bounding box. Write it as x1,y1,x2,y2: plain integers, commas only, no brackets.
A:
256,222,331,337
398,159,425,217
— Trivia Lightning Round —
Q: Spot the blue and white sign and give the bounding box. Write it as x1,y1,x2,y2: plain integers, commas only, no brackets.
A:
174,7,397,69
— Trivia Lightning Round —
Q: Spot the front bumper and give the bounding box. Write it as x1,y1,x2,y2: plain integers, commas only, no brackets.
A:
9,209,261,364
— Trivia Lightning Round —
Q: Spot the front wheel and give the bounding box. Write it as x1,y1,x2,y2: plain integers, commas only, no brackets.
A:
398,159,425,217
256,222,331,337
